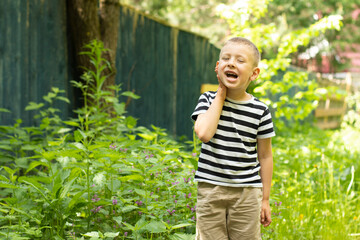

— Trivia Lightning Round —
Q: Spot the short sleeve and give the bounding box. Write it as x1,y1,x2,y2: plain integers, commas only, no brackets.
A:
257,108,276,139
191,92,212,121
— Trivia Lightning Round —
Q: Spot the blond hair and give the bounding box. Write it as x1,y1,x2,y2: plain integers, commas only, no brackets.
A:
221,37,261,67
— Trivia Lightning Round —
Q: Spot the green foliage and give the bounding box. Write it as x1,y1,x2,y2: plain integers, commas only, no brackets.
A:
216,0,343,127
264,123,360,239
0,40,195,240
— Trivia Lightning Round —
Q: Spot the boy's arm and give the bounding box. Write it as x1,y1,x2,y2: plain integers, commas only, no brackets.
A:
257,137,273,227
194,70,227,143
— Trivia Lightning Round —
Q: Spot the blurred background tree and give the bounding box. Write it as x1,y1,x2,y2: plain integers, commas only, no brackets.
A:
67,0,120,95
122,0,360,73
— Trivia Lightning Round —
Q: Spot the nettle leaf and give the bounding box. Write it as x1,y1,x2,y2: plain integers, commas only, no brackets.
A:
145,221,167,233
0,175,9,182
106,179,121,191
56,96,70,103
104,232,119,238
134,188,146,197
63,120,80,127
113,216,122,225
0,108,10,113
138,133,155,141
83,231,100,238
26,161,49,174
170,233,196,240
68,190,86,210
25,102,44,111
171,223,193,230
72,142,87,151
0,182,19,189
57,128,72,134
122,205,138,213
74,130,86,142
121,91,140,99
119,174,144,182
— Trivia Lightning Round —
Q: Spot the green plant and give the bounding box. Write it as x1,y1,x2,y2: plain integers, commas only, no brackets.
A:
217,0,343,127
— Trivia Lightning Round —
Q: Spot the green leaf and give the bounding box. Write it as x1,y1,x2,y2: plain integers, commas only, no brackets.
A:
25,161,49,174
0,182,19,189
3,166,16,176
114,102,126,115
121,91,140,99
134,188,146,197
170,233,196,240
0,175,9,181
104,232,119,238
125,116,137,129
68,191,86,210
122,222,135,231
74,130,86,142
56,96,70,103
145,221,167,233
122,205,138,213
59,178,77,199
113,216,123,225
0,203,41,224
83,231,100,238
25,102,44,111
138,133,155,141
171,223,193,230
18,177,49,202
63,120,80,127
0,108,10,113
119,174,144,182
72,142,87,151
57,128,72,134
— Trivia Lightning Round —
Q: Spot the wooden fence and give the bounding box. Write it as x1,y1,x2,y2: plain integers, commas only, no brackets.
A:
0,1,220,138
314,72,353,129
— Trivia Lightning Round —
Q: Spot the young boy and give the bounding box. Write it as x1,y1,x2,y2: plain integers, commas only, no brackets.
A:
191,37,275,240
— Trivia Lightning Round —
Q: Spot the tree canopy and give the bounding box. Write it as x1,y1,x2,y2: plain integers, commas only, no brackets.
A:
123,0,360,72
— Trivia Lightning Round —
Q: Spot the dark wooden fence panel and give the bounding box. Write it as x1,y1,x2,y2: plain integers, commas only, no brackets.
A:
0,0,72,126
116,6,220,138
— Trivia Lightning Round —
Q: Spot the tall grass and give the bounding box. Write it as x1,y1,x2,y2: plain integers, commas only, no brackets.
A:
263,124,360,239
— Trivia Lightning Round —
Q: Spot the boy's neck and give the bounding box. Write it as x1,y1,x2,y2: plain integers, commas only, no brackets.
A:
226,90,252,101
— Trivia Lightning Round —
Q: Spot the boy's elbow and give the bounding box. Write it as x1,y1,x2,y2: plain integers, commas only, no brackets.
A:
198,134,211,143
195,127,212,143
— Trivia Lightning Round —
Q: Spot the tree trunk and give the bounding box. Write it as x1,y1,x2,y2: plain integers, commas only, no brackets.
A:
99,0,120,92
66,0,120,93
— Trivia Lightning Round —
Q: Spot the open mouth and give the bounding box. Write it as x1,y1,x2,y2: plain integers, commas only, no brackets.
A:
225,71,238,79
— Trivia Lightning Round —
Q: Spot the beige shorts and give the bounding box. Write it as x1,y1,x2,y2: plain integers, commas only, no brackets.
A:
196,182,262,240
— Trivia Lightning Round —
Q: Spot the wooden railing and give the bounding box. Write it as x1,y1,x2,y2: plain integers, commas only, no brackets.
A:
314,72,352,129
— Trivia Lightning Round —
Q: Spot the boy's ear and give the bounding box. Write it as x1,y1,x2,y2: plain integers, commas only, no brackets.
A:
250,67,260,81
215,61,219,73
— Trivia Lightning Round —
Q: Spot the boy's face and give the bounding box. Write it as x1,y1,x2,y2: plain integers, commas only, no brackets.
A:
216,43,260,91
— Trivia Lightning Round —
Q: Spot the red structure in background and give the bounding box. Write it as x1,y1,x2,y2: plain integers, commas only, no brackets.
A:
296,8,360,74
338,44,360,73
296,43,360,74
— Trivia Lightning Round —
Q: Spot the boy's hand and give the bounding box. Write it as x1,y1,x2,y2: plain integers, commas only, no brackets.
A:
261,200,272,227
215,66,227,100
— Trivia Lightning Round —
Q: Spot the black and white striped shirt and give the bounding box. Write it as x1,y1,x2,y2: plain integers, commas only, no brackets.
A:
191,91,275,187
